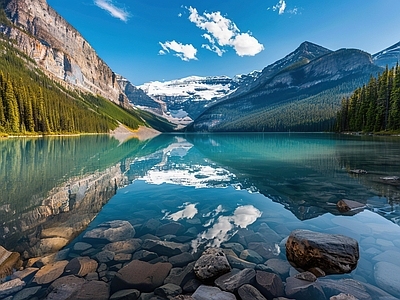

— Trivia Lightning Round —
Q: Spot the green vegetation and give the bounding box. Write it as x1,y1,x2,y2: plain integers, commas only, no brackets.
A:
336,64,400,133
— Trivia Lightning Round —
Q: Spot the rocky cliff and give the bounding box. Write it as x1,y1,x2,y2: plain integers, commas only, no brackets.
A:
1,0,128,106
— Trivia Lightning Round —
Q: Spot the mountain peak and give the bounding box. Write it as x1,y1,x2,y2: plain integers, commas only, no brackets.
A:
373,41,400,68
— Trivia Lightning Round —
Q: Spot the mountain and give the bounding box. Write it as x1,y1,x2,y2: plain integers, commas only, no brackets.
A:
189,43,383,132
137,73,261,123
373,41,400,68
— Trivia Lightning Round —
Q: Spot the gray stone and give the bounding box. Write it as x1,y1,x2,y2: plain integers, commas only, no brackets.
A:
111,260,172,293
169,252,194,267
319,279,371,300
254,270,285,299
46,275,86,300
33,260,69,285
330,294,358,300
194,248,231,281
286,230,359,274
240,249,264,264
11,267,39,281
374,261,400,298
83,220,135,243
156,222,186,237
86,272,99,281
140,219,162,235
248,242,279,260
94,250,115,263
164,262,195,286
372,250,400,267
285,277,326,300
74,280,110,300
214,268,256,293
294,271,317,282
103,239,142,254
265,258,291,278
171,236,193,243
65,257,98,277
238,284,267,300
142,239,189,257
183,278,202,293
154,283,182,298
0,278,25,298
73,242,92,252
227,255,256,270
114,253,132,262
221,243,245,255
12,286,41,300
131,250,159,262
192,285,236,300
110,289,141,300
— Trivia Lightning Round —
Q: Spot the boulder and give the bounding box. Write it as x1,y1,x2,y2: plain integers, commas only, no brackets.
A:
319,279,371,300
142,239,189,257
45,275,86,300
110,289,140,300
264,258,291,278
240,249,264,264
74,280,110,300
65,257,98,277
0,246,21,278
83,220,135,243
103,239,142,254
238,284,267,300
110,260,172,293
286,230,359,274
33,260,69,285
169,252,195,267
191,285,236,300
285,277,327,300
336,199,365,213
154,283,182,298
0,278,25,298
156,222,186,236
254,270,285,299
374,261,400,298
194,248,231,281
214,268,256,293
164,262,195,286
226,255,256,270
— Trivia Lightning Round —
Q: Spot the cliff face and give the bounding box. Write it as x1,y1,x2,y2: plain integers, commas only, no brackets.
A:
1,0,128,105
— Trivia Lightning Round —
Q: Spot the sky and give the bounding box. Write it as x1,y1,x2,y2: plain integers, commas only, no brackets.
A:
47,0,400,85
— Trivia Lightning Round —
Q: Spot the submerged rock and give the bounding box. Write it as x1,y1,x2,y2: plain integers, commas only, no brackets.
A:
286,230,359,274
0,278,25,299
191,285,236,300
83,220,135,243
374,261,400,298
214,268,255,293
336,199,365,213
193,248,231,281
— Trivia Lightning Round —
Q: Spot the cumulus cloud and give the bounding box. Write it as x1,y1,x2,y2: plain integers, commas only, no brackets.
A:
187,6,264,57
159,40,198,61
94,0,129,22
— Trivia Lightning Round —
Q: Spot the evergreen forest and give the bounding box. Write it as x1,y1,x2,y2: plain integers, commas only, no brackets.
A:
336,64,400,133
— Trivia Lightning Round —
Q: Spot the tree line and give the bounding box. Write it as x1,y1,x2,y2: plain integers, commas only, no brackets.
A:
336,64,400,133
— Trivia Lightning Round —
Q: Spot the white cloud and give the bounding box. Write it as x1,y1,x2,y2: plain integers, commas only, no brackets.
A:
158,50,166,55
94,0,129,22
269,1,299,15
188,6,264,57
159,40,198,61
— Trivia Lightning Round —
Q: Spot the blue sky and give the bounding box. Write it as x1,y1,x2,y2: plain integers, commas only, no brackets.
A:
47,0,400,85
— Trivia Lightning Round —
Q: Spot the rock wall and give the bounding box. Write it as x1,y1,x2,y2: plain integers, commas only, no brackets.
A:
2,0,129,106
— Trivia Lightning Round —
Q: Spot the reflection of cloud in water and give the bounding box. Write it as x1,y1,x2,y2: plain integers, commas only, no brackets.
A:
165,203,198,221
192,205,262,252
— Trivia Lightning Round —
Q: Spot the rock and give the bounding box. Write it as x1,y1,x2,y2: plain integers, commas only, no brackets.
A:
164,262,195,286
191,285,236,300
0,246,21,278
86,272,99,281
286,230,359,274
103,239,142,254
65,257,98,277
169,252,194,267
114,253,132,262
140,219,162,235
193,248,231,281
74,280,110,300
308,267,326,278
0,278,25,298
349,169,367,174
183,278,202,293
110,289,141,300
35,249,70,267
294,271,317,282
221,243,245,256
319,279,372,300
83,220,135,243
171,236,193,243
74,242,92,252
330,293,358,300
154,283,182,298
264,258,291,278
227,255,256,270
374,261,400,298
12,286,41,300
94,250,115,263
285,277,327,300
111,260,172,293
372,250,400,267
248,242,279,260
214,268,256,293
142,239,189,257
33,260,69,284
240,249,264,264
238,284,267,300
131,250,159,262
38,237,70,253
336,199,365,212
254,270,285,299
11,267,39,281
156,222,186,236
46,275,86,300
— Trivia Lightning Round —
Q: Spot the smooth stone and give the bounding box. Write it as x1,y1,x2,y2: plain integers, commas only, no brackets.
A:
265,258,291,278
38,237,69,253
286,229,359,274
156,222,186,236
171,236,193,243
85,272,99,281
140,219,162,235
374,261,400,298
103,239,142,254
154,283,182,298
194,248,231,281
336,199,365,212
73,242,92,252
142,239,189,257
46,275,86,300
238,284,267,300
110,289,141,300
168,252,194,267
192,285,236,300
240,249,264,264
164,262,195,286
376,239,394,247
83,220,135,243
114,253,132,262
65,257,98,277
33,260,69,285
227,255,256,270
36,249,70,267
11,267,39,281
285,277,327,300
111,260,172,293
372,250,400,267
330,293,359,300
254,270,285,299
183,278,202,293
74,280,110,300
222,249,238,258
131,250,158,262
0,278,25,298
319,278,371,300
294,271,317,282
214,268,256,293
12,286,41,300
248,242,279,259
94,250,115,263
221,243,245,256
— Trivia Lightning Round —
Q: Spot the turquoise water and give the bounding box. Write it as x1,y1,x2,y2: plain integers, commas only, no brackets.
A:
1,133,400,296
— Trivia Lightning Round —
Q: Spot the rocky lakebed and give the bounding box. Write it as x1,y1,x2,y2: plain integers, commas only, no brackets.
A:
1,210,400,300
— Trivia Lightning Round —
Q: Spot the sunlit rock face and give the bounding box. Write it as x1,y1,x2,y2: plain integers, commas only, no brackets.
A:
2,0,128,105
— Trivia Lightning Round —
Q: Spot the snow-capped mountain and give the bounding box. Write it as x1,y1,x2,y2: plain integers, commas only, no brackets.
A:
373,41,400,68
137,73,261,122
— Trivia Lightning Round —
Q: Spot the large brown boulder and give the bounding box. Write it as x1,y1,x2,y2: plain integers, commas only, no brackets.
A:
286,230,359,275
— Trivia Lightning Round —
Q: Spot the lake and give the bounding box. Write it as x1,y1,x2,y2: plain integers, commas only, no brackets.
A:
1,133,400,298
